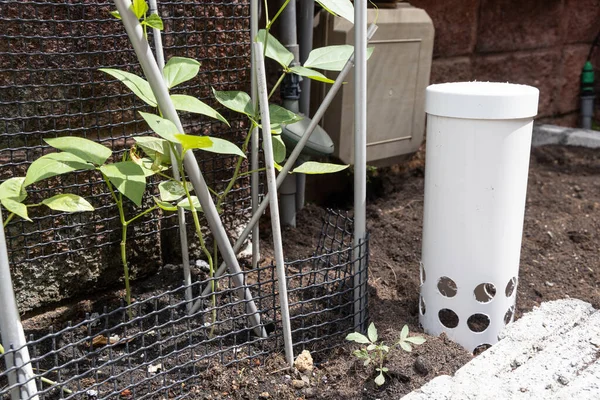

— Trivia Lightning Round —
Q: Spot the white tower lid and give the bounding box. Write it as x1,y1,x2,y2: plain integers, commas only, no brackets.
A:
425,82,539,120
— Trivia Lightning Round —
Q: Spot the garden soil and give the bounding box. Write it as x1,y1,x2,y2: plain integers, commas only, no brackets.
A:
21,144,600,399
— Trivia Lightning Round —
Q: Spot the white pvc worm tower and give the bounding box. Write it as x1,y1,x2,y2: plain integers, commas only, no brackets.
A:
420,82,539,352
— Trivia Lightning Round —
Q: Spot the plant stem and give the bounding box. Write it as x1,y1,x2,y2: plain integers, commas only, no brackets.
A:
127,205,158,225
3,213,15,227
269,72,287,100
237,167,266,178
217,124,255,209
103,172,133,318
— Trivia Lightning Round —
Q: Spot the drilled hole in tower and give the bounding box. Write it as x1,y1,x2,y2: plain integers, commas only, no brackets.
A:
467,313,490,333
505,277,518,297
437,276,457,297
438,308,459,328
474,282,496,303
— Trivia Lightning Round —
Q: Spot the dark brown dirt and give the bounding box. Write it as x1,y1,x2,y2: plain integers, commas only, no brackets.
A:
18,144,600,399
235,143,600,399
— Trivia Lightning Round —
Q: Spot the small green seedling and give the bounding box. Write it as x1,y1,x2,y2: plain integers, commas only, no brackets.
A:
346,323,426,387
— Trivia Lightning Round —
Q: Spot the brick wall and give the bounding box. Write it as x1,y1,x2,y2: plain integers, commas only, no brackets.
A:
409,0,600,127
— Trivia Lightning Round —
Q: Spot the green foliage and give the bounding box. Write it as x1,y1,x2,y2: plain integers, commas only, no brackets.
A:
304,45,374,72
171,94,229,126
42,194,94,213
163,57,200,89
158,181,190,202
100,69,157,107
289,65,335,84
0,177,27,203
143,13,163,30
292,162,349,175
99,162,147,207
2,199,30,222
271,136,286,164
212,89,255,117
316,0,354,23
131,0,149,19
256,29,294,68
347,323,425,387
139,112,181,143
269,104,303,125
134,136,172,165
24,153,95,187
177,196,202,211
44,137,112,166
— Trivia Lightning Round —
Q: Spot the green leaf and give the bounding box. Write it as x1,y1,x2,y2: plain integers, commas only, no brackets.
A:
405,336,426,345
42,194,94,213
139,112,181,143
374,373,385,387
367,322,378,343
174,134,213,154
171,94,229,126
212,89,254,117
271,135,286,163
380,345,390,352
364,359,370,366
131,0,148,19
400,325,409,341
399,341,412,352
100,161,146,207
24,153,95,187
153,197,177,212
366,344,376,351
177,196,202,211
0,177,27,202
135,157,167,177
346,332,370,344
290,65,335,84
256,30,294,68
158,181,190,202
110,10,121,19
134,136,171,165
270,124,282,134
1,199,30,222
304,45,374,72
292,161,349,175
269,104,303,125
143,13,163,30
100,68,157,107
163,57,200,88
202,137,246,158
316,0,354,24
44,137,112,166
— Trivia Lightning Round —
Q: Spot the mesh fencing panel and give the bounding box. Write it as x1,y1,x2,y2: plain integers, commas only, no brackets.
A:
0,0,255,312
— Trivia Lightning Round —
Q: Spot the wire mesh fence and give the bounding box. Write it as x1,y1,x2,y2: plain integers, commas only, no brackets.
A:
0,0,256,312
0,210,369,399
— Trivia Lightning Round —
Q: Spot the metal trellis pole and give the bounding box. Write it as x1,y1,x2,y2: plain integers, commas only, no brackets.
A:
353,0,368,332
250,0,260,271
148,0,193,312
197,24,379,300
0,213,39,400
113,0,266,338
253,41,295,367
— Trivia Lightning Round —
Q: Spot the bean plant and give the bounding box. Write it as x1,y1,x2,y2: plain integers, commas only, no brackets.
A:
1,0,362,325
347,323,426,386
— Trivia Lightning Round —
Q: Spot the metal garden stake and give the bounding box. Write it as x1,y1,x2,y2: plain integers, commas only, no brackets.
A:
253,41,295,367
114,0,266,338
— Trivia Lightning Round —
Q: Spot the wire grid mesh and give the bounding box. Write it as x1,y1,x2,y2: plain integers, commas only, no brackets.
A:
0,210,369,399
0,0,257,312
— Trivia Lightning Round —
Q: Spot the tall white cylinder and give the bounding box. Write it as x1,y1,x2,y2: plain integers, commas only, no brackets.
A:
420,82,539,353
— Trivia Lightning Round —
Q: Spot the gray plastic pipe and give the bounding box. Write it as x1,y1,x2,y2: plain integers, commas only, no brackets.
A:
114,0,266,338
148,0,192,312
353,0,368,331
0,213,39,400
197,24,379,300
250,0,260,271
254,42,294,367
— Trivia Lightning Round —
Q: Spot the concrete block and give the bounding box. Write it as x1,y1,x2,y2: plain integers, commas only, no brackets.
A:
410,0,479,58
563,0,600,44
532,124,600,148
401,299,600,400
477,0,563,53
430,58,473,84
